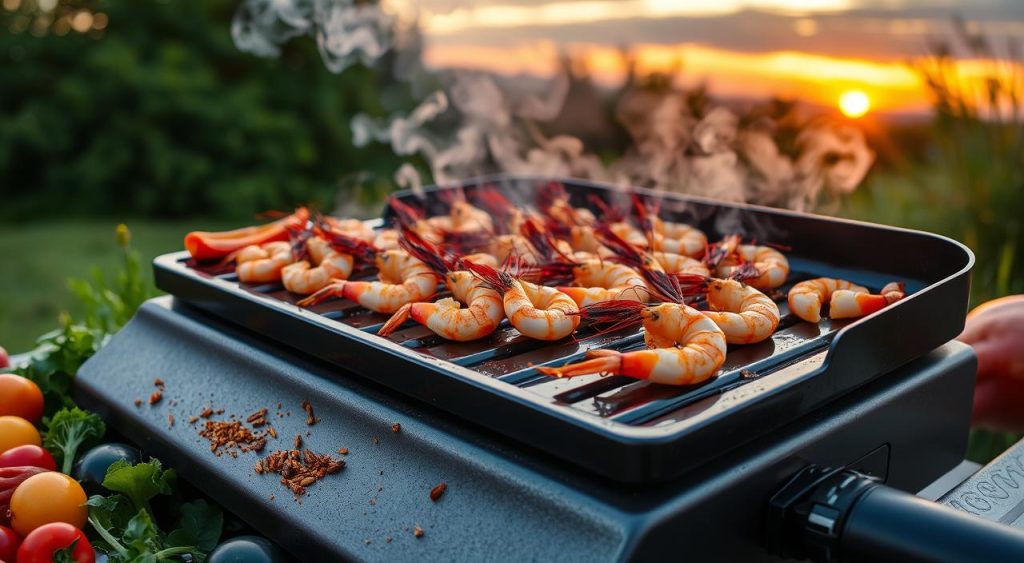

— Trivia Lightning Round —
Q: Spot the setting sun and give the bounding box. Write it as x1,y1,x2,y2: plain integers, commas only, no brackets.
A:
839,90,871,118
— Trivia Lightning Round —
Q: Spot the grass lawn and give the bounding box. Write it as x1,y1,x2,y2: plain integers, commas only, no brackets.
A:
0,219,236,353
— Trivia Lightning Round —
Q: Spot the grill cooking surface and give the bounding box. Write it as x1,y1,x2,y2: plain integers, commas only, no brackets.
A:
155,175,973,482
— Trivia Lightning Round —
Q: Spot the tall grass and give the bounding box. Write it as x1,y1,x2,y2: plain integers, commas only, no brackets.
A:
846,19,1024,462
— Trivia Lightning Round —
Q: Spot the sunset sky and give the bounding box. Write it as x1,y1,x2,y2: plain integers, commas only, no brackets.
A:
401,0,1024,115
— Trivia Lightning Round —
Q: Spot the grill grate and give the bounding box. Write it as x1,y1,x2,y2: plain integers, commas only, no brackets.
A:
191,256,845,425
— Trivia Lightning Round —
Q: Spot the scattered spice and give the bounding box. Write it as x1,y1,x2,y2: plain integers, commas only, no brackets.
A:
373,437,380,445
391,423,401,434
148,391,163,405
413,526,424,538
740,369,758,379
200,407,214,419
153,378,164,387
134,399,142,407
247,408,268,427
337,448,349,455
369,498,377,506
301,400,318,426
188,416,199,425
294,435,303,450
267,426,277,439
254,448,345,496
430,482,447,502
167,414,175,427
215,408,224,415
199,420,267,457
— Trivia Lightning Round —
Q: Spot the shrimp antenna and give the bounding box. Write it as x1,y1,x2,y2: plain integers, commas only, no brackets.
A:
704,234,741,268
286,220,313,262
577,300,647,333
463,260,514,292
314,219,377,263
587,194,626,223
595,224,685,304
398,225,456,275
388,197,425,229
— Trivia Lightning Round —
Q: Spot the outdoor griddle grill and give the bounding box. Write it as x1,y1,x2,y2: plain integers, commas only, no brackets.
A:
74,176,1024,561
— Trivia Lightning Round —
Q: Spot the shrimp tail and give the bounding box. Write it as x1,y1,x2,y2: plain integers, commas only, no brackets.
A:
296,281,347,307
537,350,623,378
378,303,413,337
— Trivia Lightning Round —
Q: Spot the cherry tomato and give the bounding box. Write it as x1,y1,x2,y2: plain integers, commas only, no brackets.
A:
16,522,94,563
0,445,57,471
0,416,41,454
0,374,43,423
0,525,19,562
0,345,9,369
9,472,87,536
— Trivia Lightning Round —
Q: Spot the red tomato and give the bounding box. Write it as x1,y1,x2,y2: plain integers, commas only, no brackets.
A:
16,522,94,563
0,374,44,423
0,525,19,562
0,445,56,471
0,345,8,369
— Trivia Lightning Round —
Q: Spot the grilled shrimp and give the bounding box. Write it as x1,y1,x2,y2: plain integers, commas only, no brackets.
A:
379,271,504,341
235,241,294,283
537,302,727,386
699,278,780,344
713,236,790,290
653,252,710,277
377,229,505,341
298,250,439,313
787,278,867,323
830,281,906,320
281,238,354,295
373,228,401,250
556,259,650,307
465,262,579,341
323,217,376,243
649,218,707,257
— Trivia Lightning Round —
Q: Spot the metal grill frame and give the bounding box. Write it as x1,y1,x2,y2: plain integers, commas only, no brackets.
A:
153,175,973,483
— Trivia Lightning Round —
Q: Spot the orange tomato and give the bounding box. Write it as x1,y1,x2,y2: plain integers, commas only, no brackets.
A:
0,374,44,423
9,473,88,536
0,416,42,453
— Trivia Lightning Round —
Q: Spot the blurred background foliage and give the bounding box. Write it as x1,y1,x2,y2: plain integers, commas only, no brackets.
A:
0,0,413,221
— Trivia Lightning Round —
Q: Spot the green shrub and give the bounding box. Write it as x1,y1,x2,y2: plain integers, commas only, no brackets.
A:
0,0,413,221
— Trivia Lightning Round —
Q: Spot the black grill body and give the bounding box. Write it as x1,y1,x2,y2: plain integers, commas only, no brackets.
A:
76,298,975,561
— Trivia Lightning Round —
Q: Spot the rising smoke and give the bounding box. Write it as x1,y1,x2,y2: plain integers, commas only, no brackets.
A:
231,0,875,214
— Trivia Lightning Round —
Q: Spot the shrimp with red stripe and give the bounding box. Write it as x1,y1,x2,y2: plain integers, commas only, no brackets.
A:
788,278,905,323
464,260,580,341
297,224,439,314
378,229,504,341
707,235,790,290
536,299,727,386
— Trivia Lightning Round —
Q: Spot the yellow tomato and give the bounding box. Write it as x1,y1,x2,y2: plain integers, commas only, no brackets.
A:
10,472,88,536
0,416,42,453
